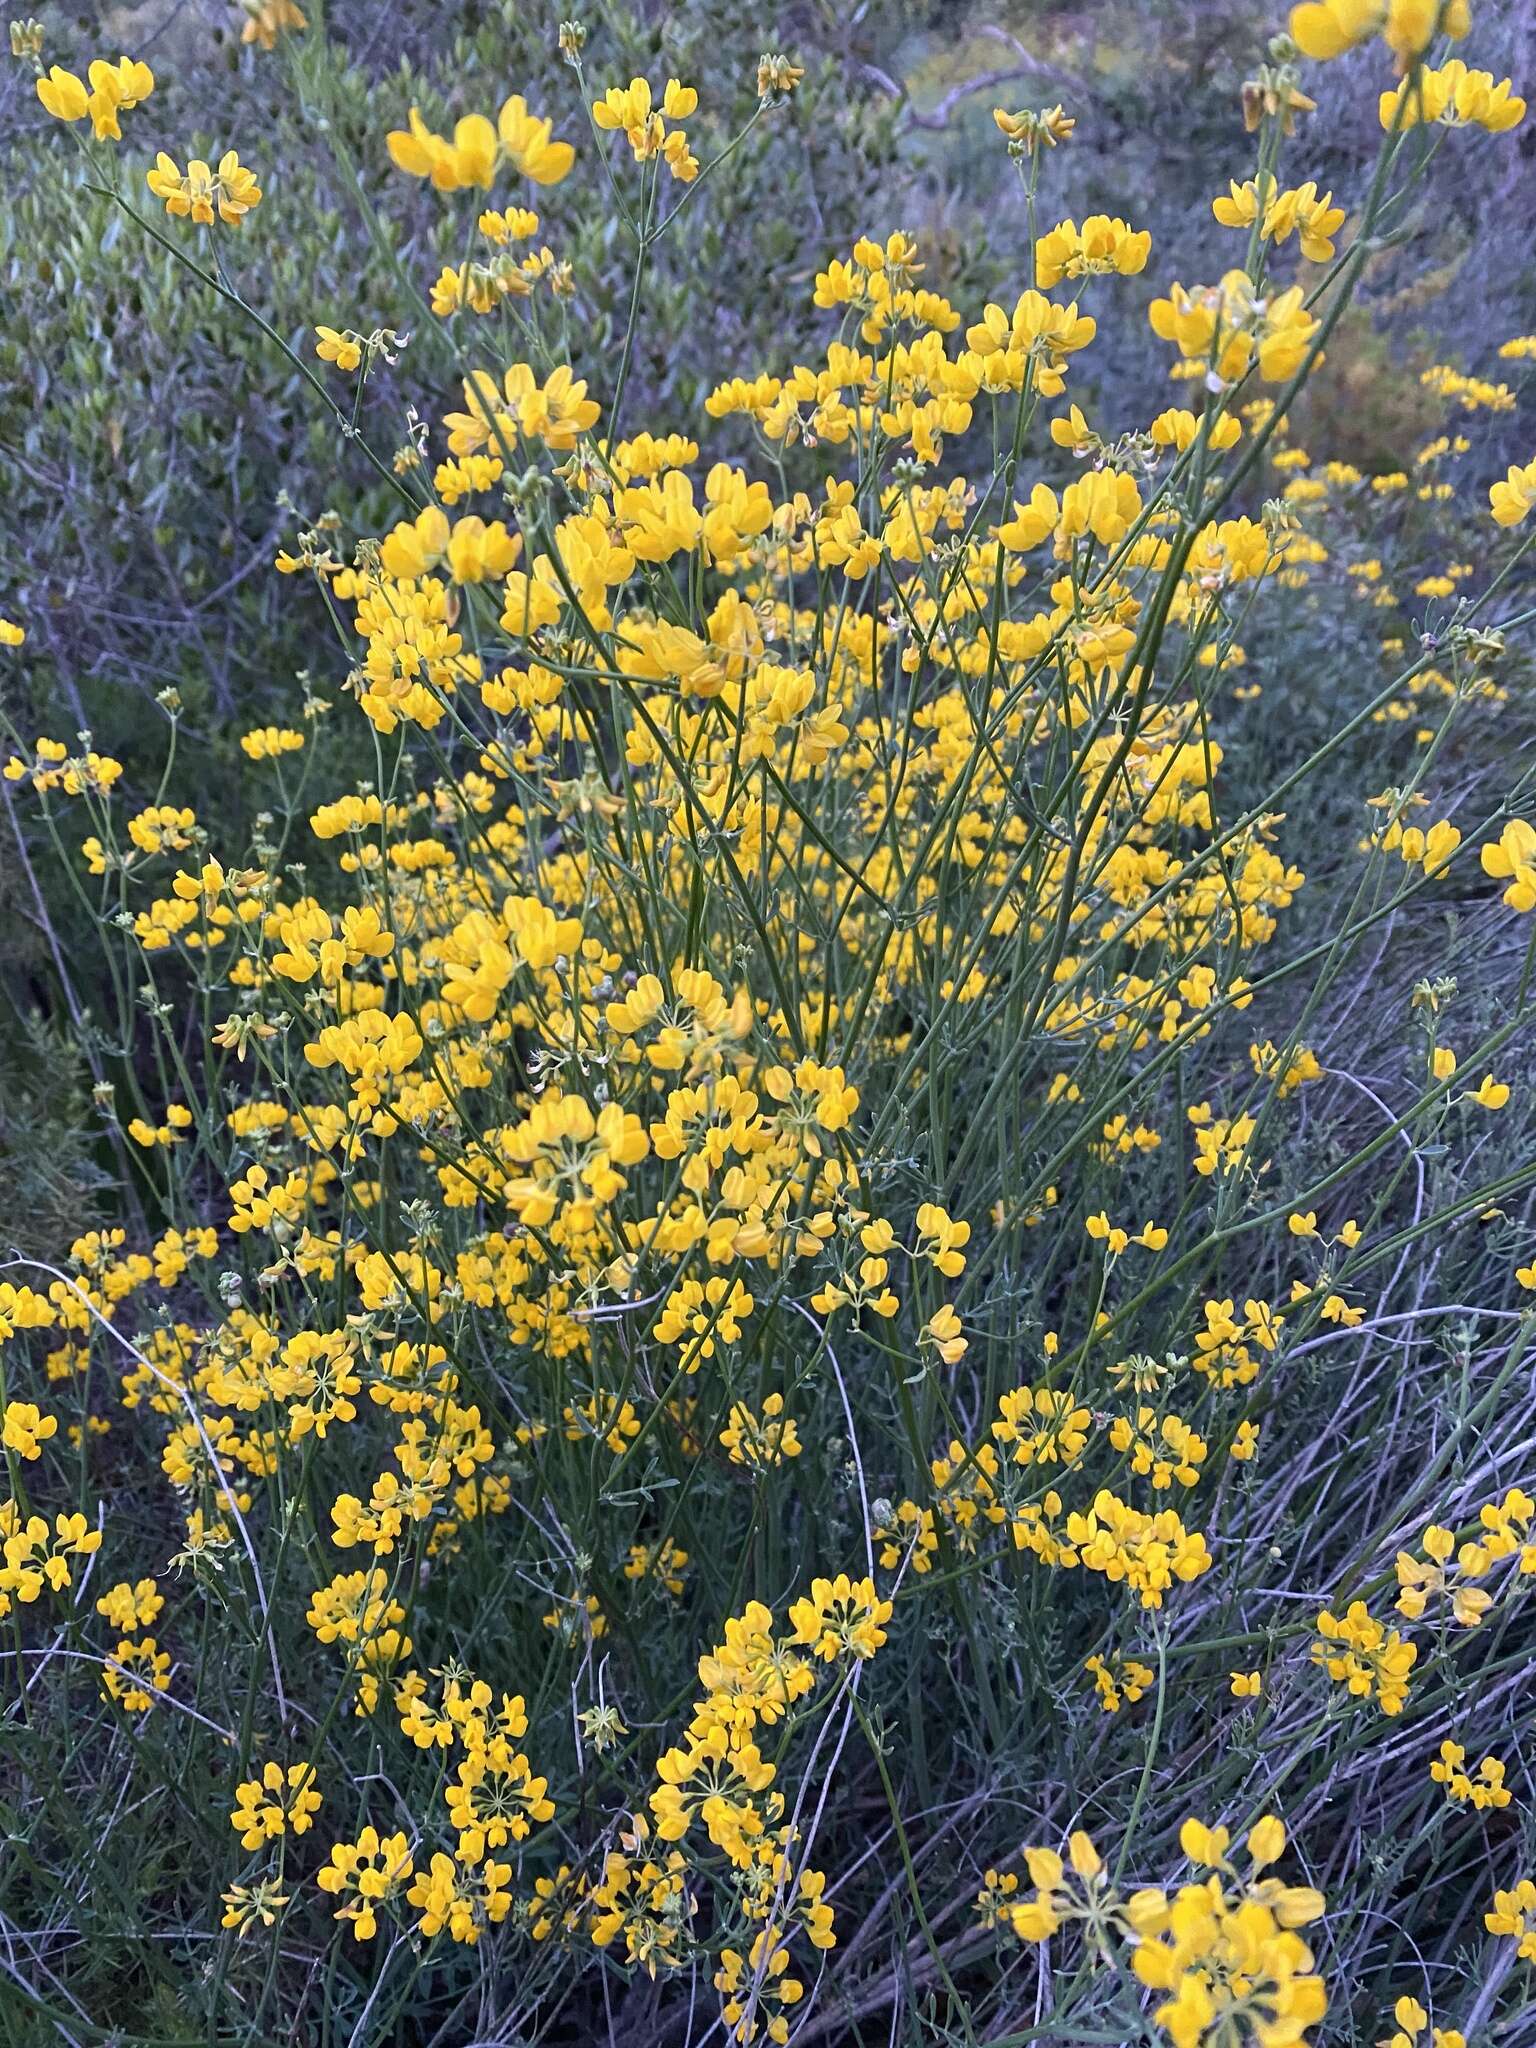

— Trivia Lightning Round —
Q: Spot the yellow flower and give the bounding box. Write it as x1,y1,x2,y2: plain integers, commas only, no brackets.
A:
1059,468,1143,548
923,1302,968,1364
720,1393,801,1468
496,94,575,185
1313,1600,1417,1712
1381,59,1525,133
406,1849,513,1943
1034,215,1151,287
101,1636,171,1712
590,76,696,179
84,56,155,140
240,1,308,50
1291,0,1470,65
1,1399,58,1460
787,1574,893,1661
1485,1877,1536,1960
240,724,305,760
36,66,89,122
147,149,262,227
1150,270,1317,387
1480,819,1536,910
229,1761,322,1851
315,325,363,371
993,103,1075,151
387,109,497,189
317,1835,411,1941
1490,458,1536,526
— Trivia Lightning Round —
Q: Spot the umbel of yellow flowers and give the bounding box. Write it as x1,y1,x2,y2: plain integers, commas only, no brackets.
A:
1004,1818,1328,2048
35,54,153,138
386,94,574,190
146,150,263,227
1290,0,1470,66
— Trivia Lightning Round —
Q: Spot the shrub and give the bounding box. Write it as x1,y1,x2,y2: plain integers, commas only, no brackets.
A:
3,7,1536,2046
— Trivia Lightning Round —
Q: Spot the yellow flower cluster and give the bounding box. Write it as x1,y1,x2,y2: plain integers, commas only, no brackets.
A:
1003,1817,1327,2048
7,16,1536,2042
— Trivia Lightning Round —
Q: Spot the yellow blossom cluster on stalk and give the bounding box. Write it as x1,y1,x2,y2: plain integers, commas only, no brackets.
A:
999,1817,1327,2048
6,7,1536,2044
